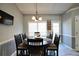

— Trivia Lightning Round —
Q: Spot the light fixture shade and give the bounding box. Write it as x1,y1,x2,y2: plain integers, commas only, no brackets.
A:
32,3,42,21
32,16,42,21
32,16,36,20
0,16,2,19
35,19,37,21
39,17,42,21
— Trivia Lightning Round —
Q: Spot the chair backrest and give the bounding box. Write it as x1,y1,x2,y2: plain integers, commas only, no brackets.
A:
54,34,60,48
27,38,43,55
51,33,55,43
27,38,43,46
22,33,28,40
14,34,22,48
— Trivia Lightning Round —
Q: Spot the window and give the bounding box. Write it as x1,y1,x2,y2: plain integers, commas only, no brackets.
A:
28,23,37,36
28,22,47,37
53,23,59,35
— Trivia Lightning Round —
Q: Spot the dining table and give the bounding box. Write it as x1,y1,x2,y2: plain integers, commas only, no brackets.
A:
24,37,52,56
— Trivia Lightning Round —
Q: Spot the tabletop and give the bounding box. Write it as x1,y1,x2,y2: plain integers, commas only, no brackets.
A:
24,37,52,46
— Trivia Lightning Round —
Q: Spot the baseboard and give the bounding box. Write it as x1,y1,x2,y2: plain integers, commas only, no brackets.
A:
63,44,74,51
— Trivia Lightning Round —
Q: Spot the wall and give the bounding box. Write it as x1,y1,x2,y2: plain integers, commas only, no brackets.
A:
0,39,16,56
71,8,79,49
23,14,61,35
62,12,73,48
62,7,79,49
0,3,23,55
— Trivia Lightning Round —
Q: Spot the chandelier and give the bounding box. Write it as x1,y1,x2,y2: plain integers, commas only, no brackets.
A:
32,3,42,21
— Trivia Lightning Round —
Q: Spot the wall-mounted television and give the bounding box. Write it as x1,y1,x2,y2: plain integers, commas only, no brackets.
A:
0,10,14,25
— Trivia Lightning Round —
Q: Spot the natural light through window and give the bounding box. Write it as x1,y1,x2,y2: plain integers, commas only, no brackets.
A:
53,23,59,35
28,22,47,37
28,23,37,36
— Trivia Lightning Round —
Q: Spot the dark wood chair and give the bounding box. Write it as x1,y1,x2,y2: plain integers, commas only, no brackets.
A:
14,34,28,56
27,38,44,56
22,33,29,40
46,34,60,56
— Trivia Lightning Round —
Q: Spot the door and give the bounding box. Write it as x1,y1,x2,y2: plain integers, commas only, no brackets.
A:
75,16,79,50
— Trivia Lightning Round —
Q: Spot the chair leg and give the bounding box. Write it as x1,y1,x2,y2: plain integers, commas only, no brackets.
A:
45,49,47,56
47,49,48,56
16,50,18,56
22,50,25,56
57,50,58,56
28,50,30,56
20,50,22,55
27,50,29,56
26,49,27,56
20,50,26,56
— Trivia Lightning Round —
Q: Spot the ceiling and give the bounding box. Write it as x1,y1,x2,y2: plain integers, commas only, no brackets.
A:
16,3,73,15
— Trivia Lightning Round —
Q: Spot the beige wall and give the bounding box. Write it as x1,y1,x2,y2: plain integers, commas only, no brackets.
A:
0,3,23,42
23,14,61,35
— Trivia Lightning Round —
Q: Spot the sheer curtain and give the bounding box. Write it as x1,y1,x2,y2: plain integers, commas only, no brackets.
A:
28,22,47,37
52,23,59,35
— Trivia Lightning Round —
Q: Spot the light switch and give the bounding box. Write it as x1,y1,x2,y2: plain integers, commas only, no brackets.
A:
76,32,78,35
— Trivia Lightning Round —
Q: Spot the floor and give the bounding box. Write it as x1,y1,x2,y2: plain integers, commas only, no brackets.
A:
13,43,79,56
59,43,79,56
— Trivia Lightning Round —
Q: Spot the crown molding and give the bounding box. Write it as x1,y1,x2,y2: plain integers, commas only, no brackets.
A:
66,7,79,13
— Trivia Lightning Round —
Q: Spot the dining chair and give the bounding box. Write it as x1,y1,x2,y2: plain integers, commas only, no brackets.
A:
46,34,60,56
27,38,44,56
22,33,29,40
14,34,28,56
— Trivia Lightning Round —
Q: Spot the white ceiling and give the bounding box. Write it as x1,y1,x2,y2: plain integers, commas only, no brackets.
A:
16,3,73,14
